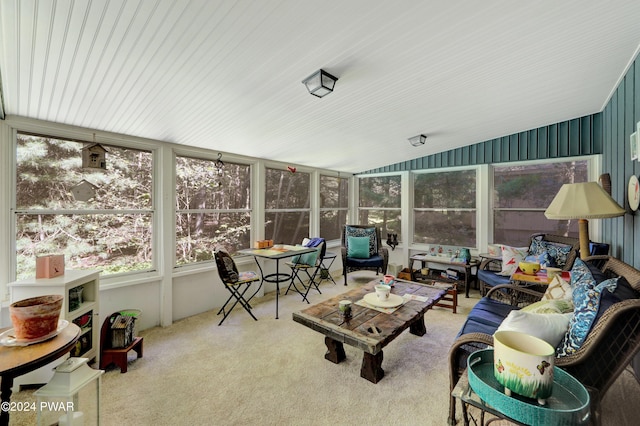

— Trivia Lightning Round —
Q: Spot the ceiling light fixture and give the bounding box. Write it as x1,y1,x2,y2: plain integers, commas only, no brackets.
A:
408,134,427,146
302,69,338,98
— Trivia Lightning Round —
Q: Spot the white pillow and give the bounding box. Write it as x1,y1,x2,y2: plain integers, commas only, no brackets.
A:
498,245,528,276
496,310,572,348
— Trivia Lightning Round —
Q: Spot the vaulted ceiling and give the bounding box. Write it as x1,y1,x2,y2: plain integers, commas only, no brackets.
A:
1,1,640,173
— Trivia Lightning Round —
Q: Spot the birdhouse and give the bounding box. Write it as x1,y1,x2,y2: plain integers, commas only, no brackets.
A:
71,179,98,202
81,143,109,170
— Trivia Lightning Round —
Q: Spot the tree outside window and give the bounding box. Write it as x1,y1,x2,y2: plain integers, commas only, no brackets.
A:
492,161,587,246
265,168,310,244
15,134,153,280
413,170,476,247
358,175,401,241
175,156,251,263
319,175,348,241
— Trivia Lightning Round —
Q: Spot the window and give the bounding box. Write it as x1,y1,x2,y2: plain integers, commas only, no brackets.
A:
175,156,251,263
319,175,349,241
413,170,477,247
265,168,310,244
358,175,401,241
492,161,587,246
15,133,153,280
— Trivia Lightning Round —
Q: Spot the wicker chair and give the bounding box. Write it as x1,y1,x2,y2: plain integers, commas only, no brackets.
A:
478,233,580,296
448,255,640,425
341,225,389,285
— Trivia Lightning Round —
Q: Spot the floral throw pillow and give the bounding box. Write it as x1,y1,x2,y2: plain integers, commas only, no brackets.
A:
498,245,528,276
556,258,619,356
529,237,572,268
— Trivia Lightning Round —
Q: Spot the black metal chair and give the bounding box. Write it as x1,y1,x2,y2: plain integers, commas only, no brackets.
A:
285,238,326,303
214,250,261,326
341,225,389,285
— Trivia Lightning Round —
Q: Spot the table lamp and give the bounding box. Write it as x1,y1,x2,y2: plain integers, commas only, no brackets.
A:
544,182,625,259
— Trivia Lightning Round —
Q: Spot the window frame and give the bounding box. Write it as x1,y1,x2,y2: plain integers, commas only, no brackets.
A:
319,174,349,242
357,174,402,241
174,153,253,265
411,166,478,248
12,131,157,281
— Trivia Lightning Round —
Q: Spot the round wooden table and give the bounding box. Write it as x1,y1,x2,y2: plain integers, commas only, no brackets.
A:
0,323,80,426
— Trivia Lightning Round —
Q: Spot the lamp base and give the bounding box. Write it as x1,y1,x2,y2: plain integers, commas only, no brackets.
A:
578,219,590,260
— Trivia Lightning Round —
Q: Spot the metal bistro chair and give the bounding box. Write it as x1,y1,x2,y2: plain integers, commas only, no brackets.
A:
285,238,326,303
214,250,261,326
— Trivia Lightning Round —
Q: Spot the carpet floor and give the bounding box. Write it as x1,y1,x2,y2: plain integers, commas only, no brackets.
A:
9,271,640,425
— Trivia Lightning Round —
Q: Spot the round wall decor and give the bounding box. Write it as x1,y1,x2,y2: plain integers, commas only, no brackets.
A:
629,175,640,212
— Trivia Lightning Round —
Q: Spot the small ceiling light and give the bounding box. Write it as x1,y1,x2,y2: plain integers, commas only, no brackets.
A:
302,69,338,98
408,134,427,146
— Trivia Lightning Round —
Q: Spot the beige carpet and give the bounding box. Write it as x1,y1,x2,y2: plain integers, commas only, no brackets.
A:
9,271,640,425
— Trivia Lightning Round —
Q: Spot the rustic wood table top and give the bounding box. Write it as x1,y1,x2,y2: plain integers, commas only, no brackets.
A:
293,279,446,355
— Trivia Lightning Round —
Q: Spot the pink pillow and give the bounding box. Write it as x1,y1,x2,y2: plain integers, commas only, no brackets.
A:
498,245,528,276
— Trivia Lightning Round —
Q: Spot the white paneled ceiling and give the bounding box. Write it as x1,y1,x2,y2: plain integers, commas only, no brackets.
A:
1,0,640,173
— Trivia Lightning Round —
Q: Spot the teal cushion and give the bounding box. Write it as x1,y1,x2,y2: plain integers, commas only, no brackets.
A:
345,226,377,257
299,247,320,266
557,258,619,356
347,236,371,259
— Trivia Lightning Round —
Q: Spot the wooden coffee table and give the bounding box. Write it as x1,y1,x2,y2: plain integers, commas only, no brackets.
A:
292,279,446,383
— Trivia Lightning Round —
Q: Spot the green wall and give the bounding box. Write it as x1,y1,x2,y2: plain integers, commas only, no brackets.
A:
602,56,640,267
360,114,602,173
361,55,640,269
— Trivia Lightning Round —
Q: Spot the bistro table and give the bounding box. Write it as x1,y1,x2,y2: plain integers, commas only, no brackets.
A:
0,323,81,426
238,245,317,319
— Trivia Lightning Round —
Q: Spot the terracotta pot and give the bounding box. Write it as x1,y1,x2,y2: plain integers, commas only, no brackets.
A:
9,295,63,340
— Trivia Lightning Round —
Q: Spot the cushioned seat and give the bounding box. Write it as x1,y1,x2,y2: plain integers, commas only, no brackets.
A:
476,270,510,289
455,297,520,338
341,225,389,285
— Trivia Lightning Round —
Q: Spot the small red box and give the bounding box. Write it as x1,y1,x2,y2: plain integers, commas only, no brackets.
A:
36,254,65,278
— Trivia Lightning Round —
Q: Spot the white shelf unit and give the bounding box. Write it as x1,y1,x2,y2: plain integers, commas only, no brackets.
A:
8,269,100,386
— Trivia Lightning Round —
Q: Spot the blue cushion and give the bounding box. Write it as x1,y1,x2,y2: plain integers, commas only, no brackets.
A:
346,254,383,268
456,297,520,338
347,236,370,258
345,226,377,256
557,258,619,356
477,270,511,287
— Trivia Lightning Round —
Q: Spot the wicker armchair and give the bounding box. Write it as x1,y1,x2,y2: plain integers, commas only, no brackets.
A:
341,225,389,285
448,255,640,425
478,233,580,296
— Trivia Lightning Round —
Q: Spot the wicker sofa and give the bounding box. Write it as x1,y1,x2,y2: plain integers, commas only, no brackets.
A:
448,255,640,425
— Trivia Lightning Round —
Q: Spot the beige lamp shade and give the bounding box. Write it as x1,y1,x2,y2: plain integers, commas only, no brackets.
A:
545,182,625,259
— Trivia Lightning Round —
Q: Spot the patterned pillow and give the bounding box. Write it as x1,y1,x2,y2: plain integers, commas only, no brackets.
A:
345,226,377,257
557,259,619,356
542,275,572,301
216,251,239,283
498,245,528,276
522,299,574,314
524,251,551,268
528,237,572,268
